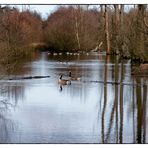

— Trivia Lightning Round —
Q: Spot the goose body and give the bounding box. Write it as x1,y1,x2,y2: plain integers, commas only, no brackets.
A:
58,75,71,85
69,71,81,81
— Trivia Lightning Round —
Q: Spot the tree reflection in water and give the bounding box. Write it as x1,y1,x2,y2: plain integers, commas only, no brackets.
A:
0,98,14,143
0,56,33,143
101,55,147,143
0,81,23,143
135,77,147,143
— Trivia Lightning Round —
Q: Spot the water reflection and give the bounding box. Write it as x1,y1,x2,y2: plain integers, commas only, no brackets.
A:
119,62,124,143
0,54,37,143
99,55,148,143
101,55,109,143
0,98,15,143
0,52,147,143
135,77,147,143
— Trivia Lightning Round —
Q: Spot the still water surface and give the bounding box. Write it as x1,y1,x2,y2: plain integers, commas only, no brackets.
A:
0,52,147,143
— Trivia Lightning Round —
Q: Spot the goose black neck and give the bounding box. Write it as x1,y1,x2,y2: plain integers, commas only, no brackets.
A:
69,71,72,77
60,75,63,79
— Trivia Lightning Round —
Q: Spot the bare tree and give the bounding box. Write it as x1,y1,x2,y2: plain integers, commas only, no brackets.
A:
114,4,120,54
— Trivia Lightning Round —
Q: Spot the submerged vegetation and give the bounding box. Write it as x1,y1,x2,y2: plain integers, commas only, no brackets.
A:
0,5,148,64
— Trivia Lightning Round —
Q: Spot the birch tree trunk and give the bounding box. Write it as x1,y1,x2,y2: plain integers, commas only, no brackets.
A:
73,6,81,50
119,4,124,47
95,5,104,52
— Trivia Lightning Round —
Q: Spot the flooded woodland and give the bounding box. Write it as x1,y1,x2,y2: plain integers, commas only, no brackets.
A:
0,5,148,144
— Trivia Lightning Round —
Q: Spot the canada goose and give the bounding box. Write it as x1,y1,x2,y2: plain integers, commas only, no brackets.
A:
58,75,71,85
69,71,81,81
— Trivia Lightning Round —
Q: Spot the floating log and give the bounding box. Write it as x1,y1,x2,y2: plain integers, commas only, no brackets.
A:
83,80,147,87
8,76,50,80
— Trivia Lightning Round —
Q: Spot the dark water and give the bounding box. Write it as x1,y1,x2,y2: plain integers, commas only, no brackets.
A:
0,52,147,143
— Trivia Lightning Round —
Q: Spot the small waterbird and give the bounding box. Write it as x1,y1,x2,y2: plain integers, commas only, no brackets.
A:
69,71,81,81
58,75,71,85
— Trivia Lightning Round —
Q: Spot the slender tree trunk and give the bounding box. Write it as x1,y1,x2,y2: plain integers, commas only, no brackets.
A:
104,5,111,55
119,5,124,36
96,5,104,52
114,5,120,54
73,7,81,50
119,5,124,55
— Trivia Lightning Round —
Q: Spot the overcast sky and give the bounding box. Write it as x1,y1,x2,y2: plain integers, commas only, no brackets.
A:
28,5,58,18
3,5,58,19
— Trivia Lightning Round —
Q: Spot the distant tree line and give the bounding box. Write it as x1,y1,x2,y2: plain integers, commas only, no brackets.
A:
44,5,148,62
0,5,148,63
